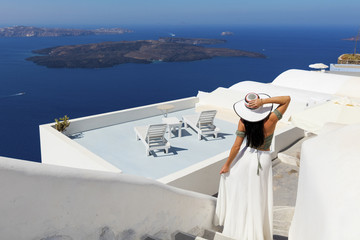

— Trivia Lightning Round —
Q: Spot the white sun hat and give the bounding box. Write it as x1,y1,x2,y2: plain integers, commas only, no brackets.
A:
233,93,273,122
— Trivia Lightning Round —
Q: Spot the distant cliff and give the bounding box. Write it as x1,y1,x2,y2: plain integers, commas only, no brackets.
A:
0,26,133,37
27,39,266,68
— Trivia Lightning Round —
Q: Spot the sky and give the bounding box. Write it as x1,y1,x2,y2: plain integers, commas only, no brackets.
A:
0,0,359,27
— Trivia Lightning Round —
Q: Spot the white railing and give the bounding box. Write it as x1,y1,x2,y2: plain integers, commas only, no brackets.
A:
63,97,199,135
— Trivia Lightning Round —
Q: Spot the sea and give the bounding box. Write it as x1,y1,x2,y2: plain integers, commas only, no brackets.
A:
0,25,356,162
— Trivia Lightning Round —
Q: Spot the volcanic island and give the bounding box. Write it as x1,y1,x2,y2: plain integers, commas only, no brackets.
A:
0,25,132,37
26,37,266,68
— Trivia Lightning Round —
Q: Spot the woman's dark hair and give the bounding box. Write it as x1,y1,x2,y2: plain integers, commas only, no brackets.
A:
242,118,265,148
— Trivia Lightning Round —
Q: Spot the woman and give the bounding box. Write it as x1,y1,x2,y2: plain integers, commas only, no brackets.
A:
214,93,291,240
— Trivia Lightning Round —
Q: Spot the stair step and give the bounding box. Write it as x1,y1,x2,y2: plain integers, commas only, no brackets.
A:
273,235,288,240
172,229,236,240
202,229,235,240
273,206,294,237
277,152,299,167
214,232,235,240
202,229,215,240
142,234,162,240
173,231,197,240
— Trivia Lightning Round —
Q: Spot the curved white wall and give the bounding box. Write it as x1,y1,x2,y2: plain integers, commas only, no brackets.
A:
289,124,360,240
227,81,334,122
272,69,360,98
0,157,216,240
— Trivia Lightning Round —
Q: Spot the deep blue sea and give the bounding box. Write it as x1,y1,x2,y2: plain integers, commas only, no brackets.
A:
0,25,356,162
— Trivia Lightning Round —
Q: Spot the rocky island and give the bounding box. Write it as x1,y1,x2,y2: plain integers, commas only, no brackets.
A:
0,26,132,37
158,37,226,45
26,38,266,68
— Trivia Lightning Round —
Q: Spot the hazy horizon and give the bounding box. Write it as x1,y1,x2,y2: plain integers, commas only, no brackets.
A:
1,0,359,28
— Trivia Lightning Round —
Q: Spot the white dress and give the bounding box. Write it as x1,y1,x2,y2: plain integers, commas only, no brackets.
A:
214,146,273,240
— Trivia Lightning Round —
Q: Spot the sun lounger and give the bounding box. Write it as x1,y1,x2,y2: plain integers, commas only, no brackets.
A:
134,124,170,156
182,110,220,140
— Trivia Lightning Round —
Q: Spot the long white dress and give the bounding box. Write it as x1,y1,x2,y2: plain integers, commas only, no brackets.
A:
214,146,273,240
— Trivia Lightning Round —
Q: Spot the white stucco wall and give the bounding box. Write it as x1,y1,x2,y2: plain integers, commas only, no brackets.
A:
330,64,360,72
229,80,333,105
272,69,360,98
158,151,229,195
0,157,216,240
63,97,199,135
289,124,360,240
40,124,121,172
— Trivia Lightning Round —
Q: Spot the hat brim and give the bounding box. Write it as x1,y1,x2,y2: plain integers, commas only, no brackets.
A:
233,93,273,122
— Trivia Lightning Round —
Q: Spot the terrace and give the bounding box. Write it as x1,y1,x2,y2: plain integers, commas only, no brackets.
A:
71,107,237,180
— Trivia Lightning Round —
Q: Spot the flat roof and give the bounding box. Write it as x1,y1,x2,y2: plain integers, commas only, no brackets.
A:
72,108,237,180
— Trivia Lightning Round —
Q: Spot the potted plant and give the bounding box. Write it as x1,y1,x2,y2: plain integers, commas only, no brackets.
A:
54,115,70,133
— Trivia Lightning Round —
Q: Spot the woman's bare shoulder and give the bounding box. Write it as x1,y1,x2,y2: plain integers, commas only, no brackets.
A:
237,119,245,131
264,114,278,131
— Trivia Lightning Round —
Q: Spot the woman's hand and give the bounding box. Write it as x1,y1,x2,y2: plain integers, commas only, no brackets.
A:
220,164,230,174
249,98,263,109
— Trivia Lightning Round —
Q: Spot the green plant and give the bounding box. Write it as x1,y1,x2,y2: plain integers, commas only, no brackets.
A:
55,115,70,132
338,53,360,64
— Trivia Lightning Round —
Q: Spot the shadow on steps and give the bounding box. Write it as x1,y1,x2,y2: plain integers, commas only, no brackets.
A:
274,235,288,240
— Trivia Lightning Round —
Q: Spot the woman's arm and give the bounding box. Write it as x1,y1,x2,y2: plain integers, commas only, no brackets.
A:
249,95,291,116
220,120,245,174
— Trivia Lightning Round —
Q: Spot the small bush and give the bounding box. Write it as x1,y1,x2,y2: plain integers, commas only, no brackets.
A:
55,115,70,132
338,54,360,64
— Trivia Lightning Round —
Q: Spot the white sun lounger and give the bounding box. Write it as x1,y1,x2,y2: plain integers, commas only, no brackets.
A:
134,124,170,156
182,110,220,140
